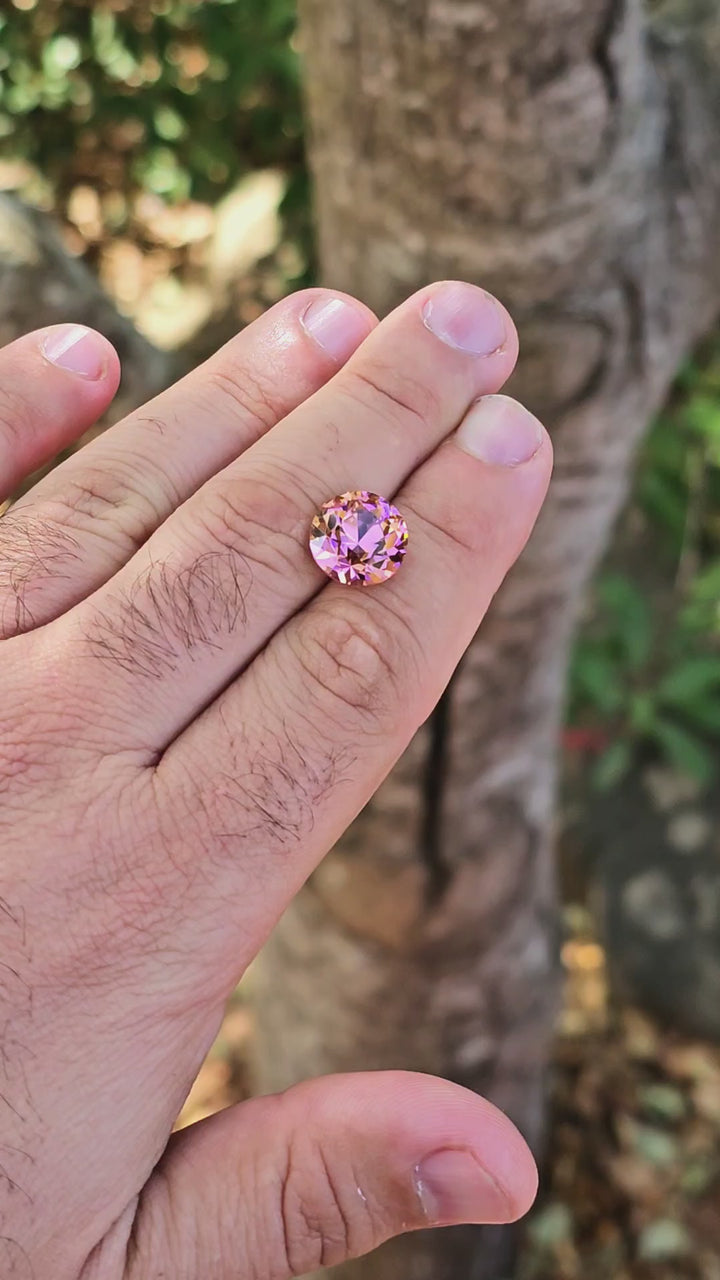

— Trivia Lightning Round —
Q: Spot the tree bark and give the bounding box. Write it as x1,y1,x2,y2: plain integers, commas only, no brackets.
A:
251,3,720,1277
0,196,172,429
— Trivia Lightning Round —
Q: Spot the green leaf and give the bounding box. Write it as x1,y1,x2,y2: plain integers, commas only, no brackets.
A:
629,690,657,734
675,697,720,735
597,574,653,670
685,393,720,444
683,564,720,633
592,740,633,791
658,657,720,705
570,649,625,715
651,719,715,784
638,473,686,545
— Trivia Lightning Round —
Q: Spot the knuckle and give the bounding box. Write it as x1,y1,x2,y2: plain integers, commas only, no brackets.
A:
0,509,79,636
288,603,402,730
404,494,479,559
280,1135,377,1274
342,360,442,433
0,727,52,791
59,468,131,519
205,360,281,433
197,473,308,584
50,459,173,551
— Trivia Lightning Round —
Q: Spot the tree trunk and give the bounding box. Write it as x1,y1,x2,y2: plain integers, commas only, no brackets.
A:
251,2,720,1277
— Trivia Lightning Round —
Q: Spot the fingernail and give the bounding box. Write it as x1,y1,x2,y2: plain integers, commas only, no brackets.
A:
415,1148,512,1226
456,394,544,467
422,282,507,355
301,295,372,363
41,325,107,380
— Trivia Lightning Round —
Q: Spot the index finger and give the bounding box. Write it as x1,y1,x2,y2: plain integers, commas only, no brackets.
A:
0,324,120,500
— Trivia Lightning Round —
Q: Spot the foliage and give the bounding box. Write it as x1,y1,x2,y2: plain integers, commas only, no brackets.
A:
569,341,720,788
0,0,306,238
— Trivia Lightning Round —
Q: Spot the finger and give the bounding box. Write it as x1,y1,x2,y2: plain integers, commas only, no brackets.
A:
0,290,374,637
148,396,551,989
125,1072,538,1280
0,323,119,501
67,281,519,750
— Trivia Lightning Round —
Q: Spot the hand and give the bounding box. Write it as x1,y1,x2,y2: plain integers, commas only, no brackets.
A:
0,282,551,1279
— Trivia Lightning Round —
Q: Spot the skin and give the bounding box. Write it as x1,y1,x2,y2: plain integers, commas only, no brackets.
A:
0,281,552,1280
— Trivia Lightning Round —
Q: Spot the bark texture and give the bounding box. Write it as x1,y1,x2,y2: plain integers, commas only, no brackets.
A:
252,3,720,1278
0,195,172,426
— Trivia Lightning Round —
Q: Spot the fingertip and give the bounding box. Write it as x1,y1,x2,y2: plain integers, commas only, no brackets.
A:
40,323,120,391
291,1070,539,1225
398,1072,539,1223
455,394,548,469
412,280,519,367
295,285,377,329
471,1111,539,1223
415,1143,537,1226
299,288,378,363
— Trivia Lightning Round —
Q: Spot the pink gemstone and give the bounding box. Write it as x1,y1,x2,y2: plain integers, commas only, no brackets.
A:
309,490,409,586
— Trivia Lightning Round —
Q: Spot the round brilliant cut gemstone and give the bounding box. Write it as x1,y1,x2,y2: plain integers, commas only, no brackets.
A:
309,490,409,586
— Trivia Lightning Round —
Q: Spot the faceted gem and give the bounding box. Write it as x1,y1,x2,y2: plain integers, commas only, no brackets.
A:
309,490,409,586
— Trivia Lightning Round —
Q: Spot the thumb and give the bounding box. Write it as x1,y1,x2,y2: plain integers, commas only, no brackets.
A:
123,1071,538,1279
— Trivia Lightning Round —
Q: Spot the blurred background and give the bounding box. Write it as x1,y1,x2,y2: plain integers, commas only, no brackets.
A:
2,2,720,1279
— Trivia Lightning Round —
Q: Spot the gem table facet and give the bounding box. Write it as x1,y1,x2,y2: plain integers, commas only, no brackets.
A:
309,490,409,587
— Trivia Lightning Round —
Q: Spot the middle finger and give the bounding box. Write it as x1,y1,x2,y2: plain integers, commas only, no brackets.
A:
54,281,517,751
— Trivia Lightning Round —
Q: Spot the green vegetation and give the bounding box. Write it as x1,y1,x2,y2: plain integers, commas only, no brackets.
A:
569,345,720,788
0,0,305,235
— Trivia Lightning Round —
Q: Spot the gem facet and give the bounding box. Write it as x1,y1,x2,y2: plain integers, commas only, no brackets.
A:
309,490,409,586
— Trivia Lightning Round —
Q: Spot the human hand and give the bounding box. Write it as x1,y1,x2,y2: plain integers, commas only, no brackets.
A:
0,282,551,1279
